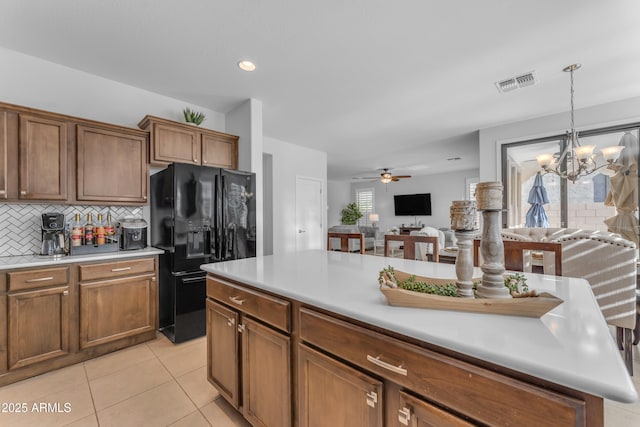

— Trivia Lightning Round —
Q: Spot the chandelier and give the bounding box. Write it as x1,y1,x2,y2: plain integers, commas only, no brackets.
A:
535,64,624,183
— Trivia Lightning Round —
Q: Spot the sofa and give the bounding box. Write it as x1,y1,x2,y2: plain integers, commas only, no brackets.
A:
500,227,637,372
328,225,379,251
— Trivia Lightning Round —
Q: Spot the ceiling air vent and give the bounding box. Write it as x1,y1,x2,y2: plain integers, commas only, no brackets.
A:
495,71,537,93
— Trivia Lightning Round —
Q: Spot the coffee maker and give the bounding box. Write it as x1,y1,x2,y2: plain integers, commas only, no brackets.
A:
40,212,66,257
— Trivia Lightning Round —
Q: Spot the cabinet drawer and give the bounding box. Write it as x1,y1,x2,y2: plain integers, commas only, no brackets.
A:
79,257,155,282
207,277,290,333
299,308,585,427
8,266,69,292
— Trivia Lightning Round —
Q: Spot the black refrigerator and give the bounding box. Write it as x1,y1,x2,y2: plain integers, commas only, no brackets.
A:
151,163,256,343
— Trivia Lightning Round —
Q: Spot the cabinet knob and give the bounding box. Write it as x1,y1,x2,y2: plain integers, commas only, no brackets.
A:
203,159,207,164
20,190,27,196
0,189,5,195
365,391,378,408
237,323,245,333
226,317,235,327
63,290,69,296
398,407,411,425
193,156,198,162
144,196,147,200
151,277,156,281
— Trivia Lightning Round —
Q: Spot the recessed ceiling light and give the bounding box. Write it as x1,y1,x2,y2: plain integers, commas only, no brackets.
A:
238,60,256,72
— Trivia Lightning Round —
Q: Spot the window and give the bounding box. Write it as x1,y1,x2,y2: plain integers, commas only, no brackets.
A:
466,177,479,201
501,124,640,235
355,188,374,225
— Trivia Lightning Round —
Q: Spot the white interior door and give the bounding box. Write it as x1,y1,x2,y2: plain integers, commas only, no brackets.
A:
295,177,322,251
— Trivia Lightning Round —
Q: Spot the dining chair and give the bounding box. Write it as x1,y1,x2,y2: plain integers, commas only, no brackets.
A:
327,232,365,253
384,234,439,261
473,239,563,276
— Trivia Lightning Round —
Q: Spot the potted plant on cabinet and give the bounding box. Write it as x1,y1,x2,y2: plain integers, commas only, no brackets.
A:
183,107,206,125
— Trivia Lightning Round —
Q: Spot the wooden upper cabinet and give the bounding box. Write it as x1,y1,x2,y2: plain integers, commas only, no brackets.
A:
150,122,200,165
202,132,238,169
139,115,238,169
76,125,149,204
0,111,10,200
19,114,68,200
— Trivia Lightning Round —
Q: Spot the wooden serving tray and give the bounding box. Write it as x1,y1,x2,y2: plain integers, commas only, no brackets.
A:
380,270,563,318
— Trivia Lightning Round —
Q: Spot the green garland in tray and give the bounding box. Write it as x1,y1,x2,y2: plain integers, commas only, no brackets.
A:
378,265,526,297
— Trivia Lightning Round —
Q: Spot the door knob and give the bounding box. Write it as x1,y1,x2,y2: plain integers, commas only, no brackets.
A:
298,229,306,233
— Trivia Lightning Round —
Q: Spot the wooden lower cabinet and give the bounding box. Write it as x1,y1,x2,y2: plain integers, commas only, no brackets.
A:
298,344,383,427
242,316,291,427
206,297,291,427
0,256,158,387
206,299,240,407
397,391,474,427
79,273,156,349
7,285,70,370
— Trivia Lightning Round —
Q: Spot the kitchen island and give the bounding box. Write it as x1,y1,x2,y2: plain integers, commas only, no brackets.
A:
202,250,637,426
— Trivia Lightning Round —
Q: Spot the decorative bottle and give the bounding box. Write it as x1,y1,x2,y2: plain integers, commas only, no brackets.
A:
95,213,106,245
84,213,95,245
71,213,84,247
105,213,115,243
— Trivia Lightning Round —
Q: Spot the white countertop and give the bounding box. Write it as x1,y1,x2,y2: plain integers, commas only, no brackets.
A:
201,249,638,403
0,247,164,270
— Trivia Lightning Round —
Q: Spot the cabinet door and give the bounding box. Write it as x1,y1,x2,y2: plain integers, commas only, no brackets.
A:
151,123,200,165
76,125,148,203
242,316,291,427
0,111,8,199
19,114,67,200
298,344,383,427
8,285,70,370
79,274,156,349
206,299,240,408
201,132,238,169
397,391,475,427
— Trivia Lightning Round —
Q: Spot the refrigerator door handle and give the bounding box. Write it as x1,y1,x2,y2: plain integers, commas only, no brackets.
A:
221,174,227,260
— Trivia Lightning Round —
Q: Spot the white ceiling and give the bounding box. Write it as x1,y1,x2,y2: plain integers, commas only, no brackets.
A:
1,1,639,181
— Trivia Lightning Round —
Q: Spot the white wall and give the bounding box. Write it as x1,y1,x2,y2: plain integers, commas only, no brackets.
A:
226,99,264,256
327,180,352,227
263,137,327,254
0,47,225,130
350,169,479,232
479,96,640,181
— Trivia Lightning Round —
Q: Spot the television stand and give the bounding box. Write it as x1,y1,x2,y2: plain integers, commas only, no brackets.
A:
399,226,423,235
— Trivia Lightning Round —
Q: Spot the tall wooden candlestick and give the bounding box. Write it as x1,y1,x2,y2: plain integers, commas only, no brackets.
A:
454,231,476,298
450,200,478,298
474,182,510,299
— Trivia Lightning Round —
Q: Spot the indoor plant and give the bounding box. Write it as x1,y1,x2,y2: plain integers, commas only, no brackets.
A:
340,203,362,225
183,107,206,125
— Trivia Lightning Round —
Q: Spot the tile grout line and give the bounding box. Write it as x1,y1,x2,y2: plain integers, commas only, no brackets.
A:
80,362,100,427
89,342,175,416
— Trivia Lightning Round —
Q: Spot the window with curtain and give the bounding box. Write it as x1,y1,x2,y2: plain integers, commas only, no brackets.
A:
500,123,640,236
356,188,375,225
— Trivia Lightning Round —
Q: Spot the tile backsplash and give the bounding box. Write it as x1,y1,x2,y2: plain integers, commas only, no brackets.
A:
0,204,143,257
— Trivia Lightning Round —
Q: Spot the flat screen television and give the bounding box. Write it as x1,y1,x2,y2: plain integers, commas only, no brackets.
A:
394,193,432,216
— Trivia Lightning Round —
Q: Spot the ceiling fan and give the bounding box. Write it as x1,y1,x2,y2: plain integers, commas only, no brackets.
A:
357,168,412,184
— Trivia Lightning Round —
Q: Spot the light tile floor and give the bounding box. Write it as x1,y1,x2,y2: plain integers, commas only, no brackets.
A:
0,334,249,427
0,333,638,426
